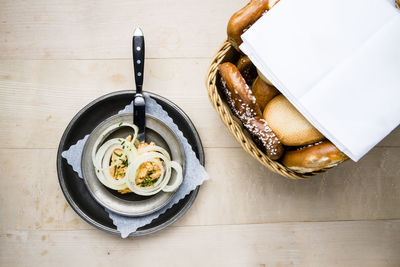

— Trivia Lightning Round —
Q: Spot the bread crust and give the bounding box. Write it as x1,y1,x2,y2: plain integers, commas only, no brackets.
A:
282,141,348,173
219,62,261,119
227,0,280,52
252,76,279,111
218,62,284,159
236,55,257,85
227,0,271,52
263,95,324,146
257,68,274,86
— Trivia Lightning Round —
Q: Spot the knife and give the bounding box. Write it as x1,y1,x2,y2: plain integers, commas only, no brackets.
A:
133,27,146,142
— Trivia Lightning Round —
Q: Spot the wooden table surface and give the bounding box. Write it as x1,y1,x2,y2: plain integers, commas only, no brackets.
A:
1,0,399,266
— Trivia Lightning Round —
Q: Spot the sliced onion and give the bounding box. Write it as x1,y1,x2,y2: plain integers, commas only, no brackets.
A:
91,122,138,163
125,152,170,196
91,122,138,191
101,143,132,186
138,145,171,160
93,139,128,190
162,161,183,192
91,121,183,195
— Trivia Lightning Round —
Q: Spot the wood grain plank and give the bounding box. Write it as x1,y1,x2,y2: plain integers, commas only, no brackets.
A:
0,59,399,149
180,146,400,226
2,1,399,265
0,0,245,59
0,147,399,231
0,59,238,149
1,221,399,267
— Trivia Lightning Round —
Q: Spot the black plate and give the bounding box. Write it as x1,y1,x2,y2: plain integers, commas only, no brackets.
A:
57,90,204,237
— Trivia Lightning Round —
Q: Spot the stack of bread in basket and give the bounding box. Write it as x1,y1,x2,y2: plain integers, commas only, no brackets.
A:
207,0,349,178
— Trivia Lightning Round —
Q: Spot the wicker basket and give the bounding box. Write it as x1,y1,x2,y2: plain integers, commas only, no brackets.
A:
206,2,400,179
206,40,340,179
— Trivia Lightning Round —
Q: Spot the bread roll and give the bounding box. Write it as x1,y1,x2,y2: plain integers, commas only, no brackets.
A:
227,0,280,51
251,76,279,111
282,141,348,173
218,62,284,160
257,68,273,86
236,55,257,85
263,95,324,146
227,0,271,52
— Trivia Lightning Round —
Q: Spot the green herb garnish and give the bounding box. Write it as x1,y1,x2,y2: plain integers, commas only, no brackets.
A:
139,177,159,187
121,159,129,167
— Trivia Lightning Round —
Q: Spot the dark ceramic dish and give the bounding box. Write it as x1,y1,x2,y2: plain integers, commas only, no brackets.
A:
57,90,204,236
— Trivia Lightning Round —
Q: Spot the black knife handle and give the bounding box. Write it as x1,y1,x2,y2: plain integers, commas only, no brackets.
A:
133,93,146,140
133,28,145,94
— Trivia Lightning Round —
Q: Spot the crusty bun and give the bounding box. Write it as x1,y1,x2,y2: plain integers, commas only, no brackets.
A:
227,0,271,52
257,68,273,86
218,62,284,160
251,76,279,111
236,56,257,85
282,141,348,173
263,95,324,146
227,0,280,52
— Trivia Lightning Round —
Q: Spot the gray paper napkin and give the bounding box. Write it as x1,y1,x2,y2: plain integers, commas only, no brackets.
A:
61,93,209,238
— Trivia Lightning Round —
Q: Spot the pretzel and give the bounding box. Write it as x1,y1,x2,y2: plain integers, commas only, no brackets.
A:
218,62,284,160
227,0,280,52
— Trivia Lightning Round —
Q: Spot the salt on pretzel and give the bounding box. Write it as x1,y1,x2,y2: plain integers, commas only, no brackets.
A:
218,62,284,160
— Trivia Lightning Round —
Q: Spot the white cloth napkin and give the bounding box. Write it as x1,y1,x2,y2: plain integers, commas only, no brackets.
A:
240,0,400,161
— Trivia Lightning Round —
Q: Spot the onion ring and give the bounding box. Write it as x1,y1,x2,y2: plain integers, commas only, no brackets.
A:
91,121,183,195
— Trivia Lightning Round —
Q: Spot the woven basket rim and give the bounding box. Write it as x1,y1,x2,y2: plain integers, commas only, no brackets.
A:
205,2,399,179
205,40,337,179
